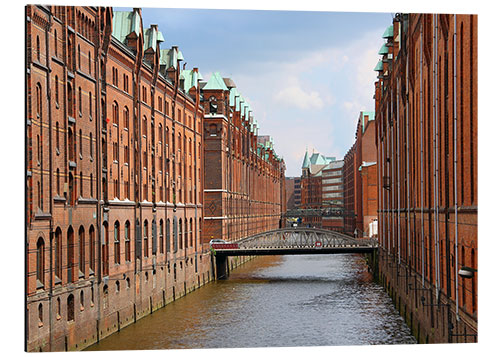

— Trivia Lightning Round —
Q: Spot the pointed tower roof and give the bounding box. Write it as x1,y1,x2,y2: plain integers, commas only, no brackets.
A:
204,72,228,91
302,149,311,169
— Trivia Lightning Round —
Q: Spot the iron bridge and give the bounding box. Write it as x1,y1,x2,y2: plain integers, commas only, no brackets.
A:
211,228,378,279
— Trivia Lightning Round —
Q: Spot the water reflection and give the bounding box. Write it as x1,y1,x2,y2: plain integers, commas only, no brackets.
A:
86,254,416,351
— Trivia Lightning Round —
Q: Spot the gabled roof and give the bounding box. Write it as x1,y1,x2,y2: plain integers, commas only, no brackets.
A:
302,149,311,169
310,153,329,166
382,25,394,39
143,26,164,52
112,10,142,44
160,47,180,70
229,87,240,107
203,72,228,91
374,60,383,71
378,43,389,55
180,69,202,92
361,111,375,133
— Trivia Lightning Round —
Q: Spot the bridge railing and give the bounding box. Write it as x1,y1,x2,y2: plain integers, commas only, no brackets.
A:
233,227,378,250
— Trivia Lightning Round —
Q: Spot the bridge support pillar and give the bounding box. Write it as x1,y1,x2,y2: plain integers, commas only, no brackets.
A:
215,255,229,280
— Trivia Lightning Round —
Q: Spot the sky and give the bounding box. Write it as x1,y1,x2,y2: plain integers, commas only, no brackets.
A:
119,6,393,177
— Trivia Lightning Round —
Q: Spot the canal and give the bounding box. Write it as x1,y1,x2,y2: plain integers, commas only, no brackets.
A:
86,254,416,350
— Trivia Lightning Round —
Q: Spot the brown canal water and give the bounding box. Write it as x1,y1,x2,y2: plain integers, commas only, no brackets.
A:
85,254,416,350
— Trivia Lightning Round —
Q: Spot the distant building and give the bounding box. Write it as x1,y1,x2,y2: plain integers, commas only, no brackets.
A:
343,111,378,237
321,159,344,232
285,177,301,210
300,149,342,229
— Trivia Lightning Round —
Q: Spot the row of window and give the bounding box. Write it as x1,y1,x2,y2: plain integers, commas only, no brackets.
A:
35,217,203,289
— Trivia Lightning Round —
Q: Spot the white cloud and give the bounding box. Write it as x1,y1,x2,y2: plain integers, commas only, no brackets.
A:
273,85,324,110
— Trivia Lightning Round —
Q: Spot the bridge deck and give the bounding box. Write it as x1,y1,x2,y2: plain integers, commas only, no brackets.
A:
213,246,377,256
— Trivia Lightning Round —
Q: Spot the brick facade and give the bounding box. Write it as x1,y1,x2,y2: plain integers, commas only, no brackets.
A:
201,77,286,242
343,112,378,237
25,5,285,352
374,13,477,343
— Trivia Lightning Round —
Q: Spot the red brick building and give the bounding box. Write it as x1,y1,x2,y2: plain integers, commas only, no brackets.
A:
343,111,378,237
201,73,286,243
374,14,477,343
300,149,338,228
25,5,285,352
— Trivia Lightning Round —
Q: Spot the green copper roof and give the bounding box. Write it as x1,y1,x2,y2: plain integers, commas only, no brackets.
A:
382,25,394,39
143,26,162,52
229,88,240,107
378,43,389,55
310,153,329,166
374,60,383,71
301,149,311,169
180,69,202,92
112,10,142,44
361,111,375,133
160,48,179,69
204,72,228,91
157,31,165,42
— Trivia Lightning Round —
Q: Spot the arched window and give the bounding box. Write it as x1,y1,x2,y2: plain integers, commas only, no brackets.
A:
79,129,83,158
103,284,109,308
67,38,73,71
89,173,94,197
179,219,183,250
68,172,74,205
67,84,73,117
78,226,85,276
89,92,93,119
36,83,42,119
56,297,61,318
54,30,58,58
78,87,82,115
54,227,62,280
80,290,84,310
89,132,93,159
123,107,129,130
114,221,120,264
166,219,171,253
89,225,95,274
143,220,149,258
67,226,74,283
38,303,43,325
36,237,45,287
143,116,148,138
199,218,202,247
36,36,40,62
55,76,59,106
173,218,178,253
189,218,193,247
88,51,91,76
112,101,119,125
67,294,75,321
55,121,60,153
78,44,81,69
102,221,109,276
79,171,83,198
37,134,41,166
159,219,164,254
185,220,188,249
125,221,131,262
